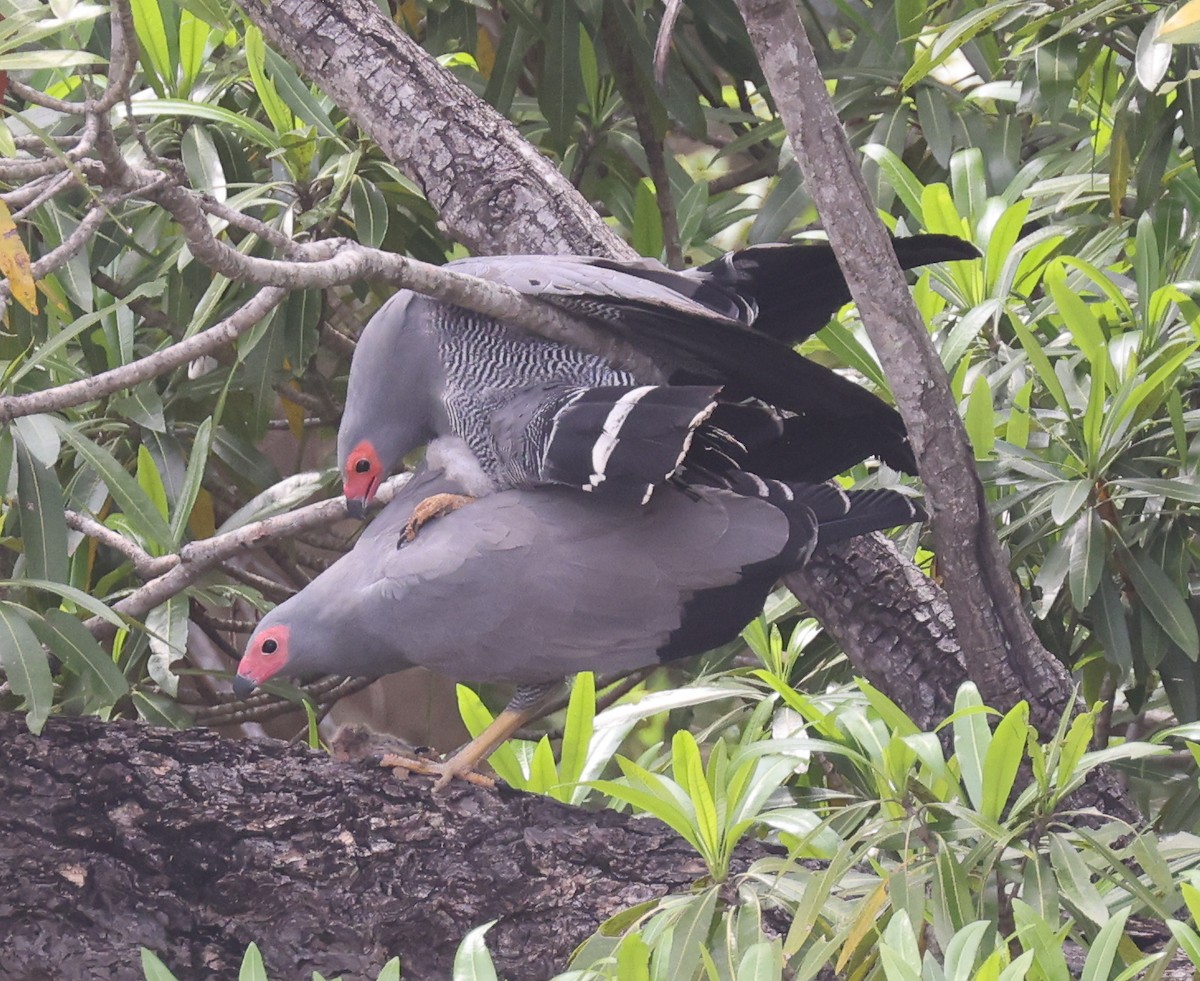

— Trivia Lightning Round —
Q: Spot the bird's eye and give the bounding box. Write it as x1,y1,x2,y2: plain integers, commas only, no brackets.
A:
261,638,278,655
354,459,371,474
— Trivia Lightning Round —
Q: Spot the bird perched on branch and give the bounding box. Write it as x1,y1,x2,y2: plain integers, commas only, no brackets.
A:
338,236,978,519
235,466,923,788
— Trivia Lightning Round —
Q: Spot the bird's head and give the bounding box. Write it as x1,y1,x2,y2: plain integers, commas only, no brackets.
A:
233,623,292,697
341,439,383,519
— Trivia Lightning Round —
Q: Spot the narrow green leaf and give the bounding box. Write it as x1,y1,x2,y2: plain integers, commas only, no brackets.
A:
129,0,171,87
1167,919,1200,968
456,686,524,785
238,942,268,981
943,921,990,979
1080,908,1129,981
374,957,402,981
124,100,280,150
0,601,54,733
964,374,995,460
1049,833,1109,928
860,145,925,223
1011,898,1071,981
539,0,582,152
170,417,213,545
15,436,69,583
35,610,128,705
1050,480,1091,526
559,671,595,789
952,684,990,811
529,736,560,797
1122,548,1200,659
55,423,175,548
1068,510,1105,608
146,594,189,698
141,949,180,981
137,445,170,523
245,25,294,136
664,887,719,981
453,921,499,981
981,701,1028,821
1045,263,1106,369
0,578,126,628
1010,316,1071,415
1091,573,1133,672
350,178,389,250
1006,378,1033,448
632,178,664,260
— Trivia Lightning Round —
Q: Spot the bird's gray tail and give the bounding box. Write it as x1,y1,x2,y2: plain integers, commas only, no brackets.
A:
721,471,924,545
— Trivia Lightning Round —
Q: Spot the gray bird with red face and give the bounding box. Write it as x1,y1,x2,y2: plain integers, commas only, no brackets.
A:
237,466,922,786
337,237,978,516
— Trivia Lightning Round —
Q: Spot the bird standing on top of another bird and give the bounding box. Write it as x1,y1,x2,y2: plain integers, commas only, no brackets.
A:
236,465,925,787
337,236,979,519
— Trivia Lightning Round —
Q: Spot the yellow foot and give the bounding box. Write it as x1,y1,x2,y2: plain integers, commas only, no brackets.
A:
403,493,476,542
379,751,497,791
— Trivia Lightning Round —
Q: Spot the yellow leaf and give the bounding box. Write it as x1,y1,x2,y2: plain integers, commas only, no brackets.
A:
283,384,306,443
0,199,37,314
835,881,889,973
476,27,497,80
1158,0,1200,44
188,488,216,541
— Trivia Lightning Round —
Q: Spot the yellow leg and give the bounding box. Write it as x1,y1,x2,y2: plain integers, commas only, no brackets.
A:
404,493,476,542
380,682,561,791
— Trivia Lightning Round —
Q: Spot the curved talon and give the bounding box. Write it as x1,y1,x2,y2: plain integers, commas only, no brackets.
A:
403,493,476,542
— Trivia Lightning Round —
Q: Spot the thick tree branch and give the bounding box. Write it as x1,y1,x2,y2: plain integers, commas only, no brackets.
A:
733,0,1083,729
0,713,787,980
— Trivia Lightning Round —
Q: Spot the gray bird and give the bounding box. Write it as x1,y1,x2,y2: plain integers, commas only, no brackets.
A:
337,237,978,517
235,466,923,787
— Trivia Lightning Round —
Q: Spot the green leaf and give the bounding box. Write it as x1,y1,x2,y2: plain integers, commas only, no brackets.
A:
981,701,1028,821
245,25,294,136
1006,378,1033,448
1167,919,1200,968
146,595,189,698
860,145,925,222
540,1,582,152
177,8,206,94
374,957,401,981
1091,574,1133,672
129,0,171,89
452,921,499,981
943,921,990,979
1010,316,1071,415
456,686,523,786
0,578,126,628
238,942,268,981
1011,899,1070,981
141,948,180,981
0,601,54,733
55,423,175,549
1049,833,1109,928
350,178,389,250
170,417,213,545
951,684,990,810
964,374,995,460
123,100,280,150
35,610,128,705
1122,548,1200,659
137,445,170,523
15,435,69,583
1068,510,1105,608
1050,480,1090,527
559,671,595,790
1080,908,1129,981
632,178,664,260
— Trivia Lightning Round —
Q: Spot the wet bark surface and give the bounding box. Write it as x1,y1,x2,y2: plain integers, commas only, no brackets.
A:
0,713,787,980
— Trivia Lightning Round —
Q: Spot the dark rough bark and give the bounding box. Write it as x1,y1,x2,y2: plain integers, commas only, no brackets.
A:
785,536,966,732
0,713,786,980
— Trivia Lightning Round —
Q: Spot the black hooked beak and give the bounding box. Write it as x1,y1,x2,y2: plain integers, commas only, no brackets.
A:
232,674,258,699
345,497,368,521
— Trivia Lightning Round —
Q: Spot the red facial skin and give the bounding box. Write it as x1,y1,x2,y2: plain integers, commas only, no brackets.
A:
237,624,291,688
343,440,383,507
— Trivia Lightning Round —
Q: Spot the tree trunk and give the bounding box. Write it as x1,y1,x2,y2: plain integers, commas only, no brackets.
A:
0,713,787,980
